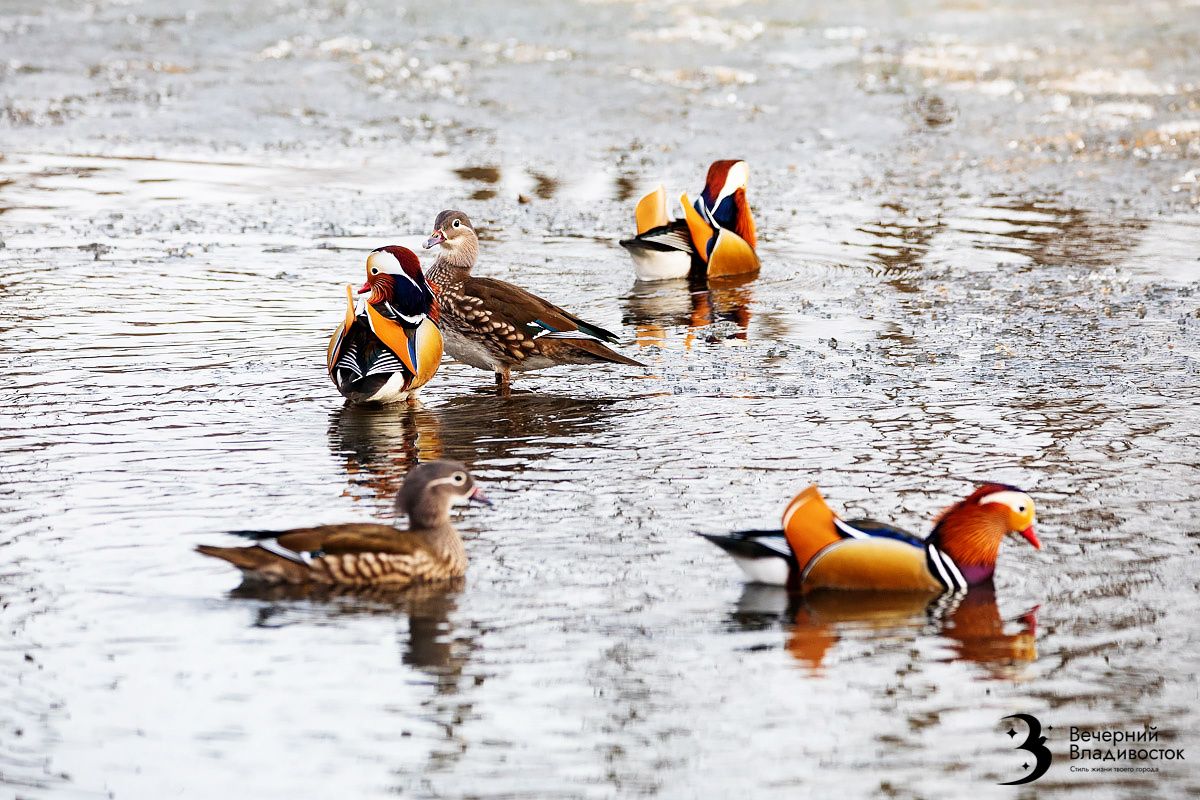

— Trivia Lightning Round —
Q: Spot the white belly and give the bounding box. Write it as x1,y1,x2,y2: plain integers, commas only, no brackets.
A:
731,555,790,586
629,249,692,282
362,372,415,404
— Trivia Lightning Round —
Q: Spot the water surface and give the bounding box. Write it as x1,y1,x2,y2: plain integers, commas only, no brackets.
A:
2,1,1199,797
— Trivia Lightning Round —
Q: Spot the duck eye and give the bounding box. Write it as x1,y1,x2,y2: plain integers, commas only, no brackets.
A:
1019,505,1026,512
452,219,461,228
452,472,466,484
371,268,379,274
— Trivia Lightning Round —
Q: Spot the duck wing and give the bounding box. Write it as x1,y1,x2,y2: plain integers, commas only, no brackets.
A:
197,524,451,585
619,219,695,256
461,277,621,343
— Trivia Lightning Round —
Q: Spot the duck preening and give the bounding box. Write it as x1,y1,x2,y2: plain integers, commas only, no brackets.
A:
699,483,1039,592
196,461,489,587
327,245,444,404
423,209,643,395
620,159,760,282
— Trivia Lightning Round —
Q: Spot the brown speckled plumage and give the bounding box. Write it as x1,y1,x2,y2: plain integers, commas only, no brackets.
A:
197,461,485,589
423,210,643,393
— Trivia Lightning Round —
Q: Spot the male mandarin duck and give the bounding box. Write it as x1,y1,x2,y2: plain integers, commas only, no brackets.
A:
327,245,444,404
699,483,1039,592
196,461,489,587
422,210,644,395
619,159,760,282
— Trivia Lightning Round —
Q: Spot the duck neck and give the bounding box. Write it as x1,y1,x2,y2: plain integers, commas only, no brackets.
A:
429,238,477,283
930,517,1004,585
403,492,453,531
401,495,467,569
421,521,467,567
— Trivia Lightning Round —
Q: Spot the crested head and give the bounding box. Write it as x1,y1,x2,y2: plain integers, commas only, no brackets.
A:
361,245,434,309
423,209,479,271
699,160,756,249
395,459,489,529
930,483,1038,574
701,160,749,207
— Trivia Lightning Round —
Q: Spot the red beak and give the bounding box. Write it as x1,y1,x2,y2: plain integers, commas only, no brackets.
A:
1019,525,1041,550
357,280,371,295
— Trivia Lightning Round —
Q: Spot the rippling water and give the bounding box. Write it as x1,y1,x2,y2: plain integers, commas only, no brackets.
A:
2,0,1199,797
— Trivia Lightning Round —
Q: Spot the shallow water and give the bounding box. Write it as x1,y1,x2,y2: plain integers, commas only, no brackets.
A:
2,1,1199,798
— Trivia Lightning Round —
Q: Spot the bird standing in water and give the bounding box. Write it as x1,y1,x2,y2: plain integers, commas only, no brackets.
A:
699,483,1039,592
423,209,643,396
196,461,489,588
327,245,444,404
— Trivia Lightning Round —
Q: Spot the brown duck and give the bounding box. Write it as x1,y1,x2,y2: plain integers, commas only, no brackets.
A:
196,461,489,587
423,210,643,395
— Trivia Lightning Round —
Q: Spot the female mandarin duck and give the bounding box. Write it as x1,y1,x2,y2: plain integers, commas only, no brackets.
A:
700,483,1039,592
620,159,760,282
423,210,643,395
327,245,444,404
196,461,489,587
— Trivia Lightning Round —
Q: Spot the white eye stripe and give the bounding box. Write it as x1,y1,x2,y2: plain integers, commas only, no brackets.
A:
424,474,471,490
977,490,1033,515
367,250,404,275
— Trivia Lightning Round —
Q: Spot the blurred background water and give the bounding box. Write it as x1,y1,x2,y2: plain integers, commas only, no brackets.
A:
1,1,1198,797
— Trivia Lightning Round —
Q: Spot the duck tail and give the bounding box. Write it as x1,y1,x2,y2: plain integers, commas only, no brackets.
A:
196,544,312,584
539,335,645,367
196,544,273,571
781,485,841,571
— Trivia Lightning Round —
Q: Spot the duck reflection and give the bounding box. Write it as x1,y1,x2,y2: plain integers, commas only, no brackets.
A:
622,271,756,349
727,585,1038,675
328,393,624,506
232,580,473,686
328,404,443,511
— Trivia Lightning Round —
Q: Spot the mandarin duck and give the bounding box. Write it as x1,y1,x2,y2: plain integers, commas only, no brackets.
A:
619,159,760,282
196,461,489,587
422,210,643,395
699,483,1039,592
327,245,444,404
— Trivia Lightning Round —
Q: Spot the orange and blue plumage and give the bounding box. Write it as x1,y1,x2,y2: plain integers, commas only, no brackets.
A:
699,483,1039,592
327,245,444,405
619,159,760,282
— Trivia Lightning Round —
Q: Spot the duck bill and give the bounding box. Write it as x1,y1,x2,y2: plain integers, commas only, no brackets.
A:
1019,525,1041,550
357,280,371,295
423,230,445,249
468,487,493,507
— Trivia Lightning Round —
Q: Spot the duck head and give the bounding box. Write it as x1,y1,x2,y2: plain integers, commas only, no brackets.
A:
396,460,491,529
930,484,1038,582
423,209,479,270
699,159,756,249
360,246,437,313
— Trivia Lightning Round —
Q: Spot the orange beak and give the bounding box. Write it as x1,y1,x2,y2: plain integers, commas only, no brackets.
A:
1019,525,1041,550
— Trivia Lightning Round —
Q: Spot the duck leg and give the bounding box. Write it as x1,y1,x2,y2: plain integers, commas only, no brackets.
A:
495,367,511,397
